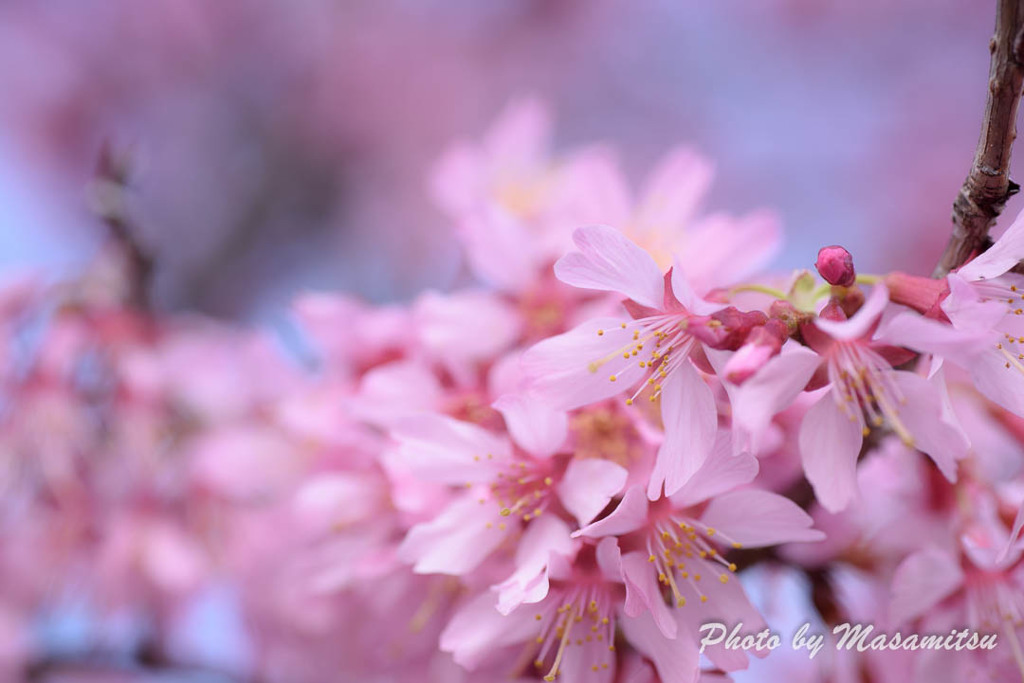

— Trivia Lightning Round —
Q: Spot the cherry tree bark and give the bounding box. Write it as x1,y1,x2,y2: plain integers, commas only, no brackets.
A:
934,0,1024,277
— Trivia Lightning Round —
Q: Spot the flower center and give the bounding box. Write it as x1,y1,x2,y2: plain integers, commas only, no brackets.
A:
827,342,913,446
590,316,696,405
531,585,615,681
646,516,741,608
473,455,557,524
570,408,644,467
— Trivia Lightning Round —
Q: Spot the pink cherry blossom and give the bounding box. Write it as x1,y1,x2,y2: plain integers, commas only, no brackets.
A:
576,443,823,676
524,225,767,497
735,284,968,511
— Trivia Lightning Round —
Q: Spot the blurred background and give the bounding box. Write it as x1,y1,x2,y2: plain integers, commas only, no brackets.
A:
0,0,997,324
0,2,1009,682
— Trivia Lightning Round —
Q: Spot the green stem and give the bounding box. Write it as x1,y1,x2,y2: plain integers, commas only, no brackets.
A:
729,284,789,300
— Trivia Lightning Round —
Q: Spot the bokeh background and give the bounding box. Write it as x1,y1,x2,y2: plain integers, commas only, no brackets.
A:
0,0,997,322
0,1,1007,681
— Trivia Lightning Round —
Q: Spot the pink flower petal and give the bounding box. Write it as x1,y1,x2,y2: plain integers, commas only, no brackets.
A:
799,393,863,512
874,310,996,368
679,209,781,291
620,610,700,683
648,362,718,499
595,536,624,582
621,551,677,638
190,426,299,501
415,289,522,379
398,495,513,575
557,634,618,683
969,346,1024,417
493,394,568,459
670,262,726,315
998,503,1024,566
889,371,966,481
482,96,551,172
942,272,1011,329
555,225,666,308
557,149,633,227
389,413,511,484
670,436,759,508
558,458,628,527
440,590,539,669
889,547,964,626
699,490,825,547
456,207,538,292
674,573,767,672
635,146,713,232
813,283,889,341
576,485,650,538
957,206,1024,281
522,317,649,409
430,144,484,215
352,360,443,427
728,343,821,453
495,515,574,614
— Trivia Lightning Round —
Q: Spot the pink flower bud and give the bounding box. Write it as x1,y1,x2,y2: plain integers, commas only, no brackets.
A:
722,319,788,384
815,245,856,287
689,308,768,350
884,271,950,316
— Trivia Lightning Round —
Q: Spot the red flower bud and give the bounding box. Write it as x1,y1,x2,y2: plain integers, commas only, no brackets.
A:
815,245,856,287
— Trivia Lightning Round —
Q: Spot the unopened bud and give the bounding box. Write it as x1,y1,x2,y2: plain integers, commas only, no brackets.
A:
815,246,856,287
884,271,949,316
722,320,788,384
689,308,768,350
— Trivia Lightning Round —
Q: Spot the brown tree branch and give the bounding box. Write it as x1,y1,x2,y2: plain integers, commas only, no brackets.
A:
934,0,1024,277
90,141,155,308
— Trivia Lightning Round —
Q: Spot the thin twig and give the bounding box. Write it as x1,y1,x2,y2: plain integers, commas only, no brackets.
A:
90,141,155,308
934,0,1024,277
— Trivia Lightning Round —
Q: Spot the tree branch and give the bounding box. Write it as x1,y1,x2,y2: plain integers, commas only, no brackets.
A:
934,0,1024,277
90,141,155,308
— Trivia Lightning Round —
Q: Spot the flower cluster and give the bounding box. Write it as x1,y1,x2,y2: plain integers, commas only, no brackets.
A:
2,99,1024,683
